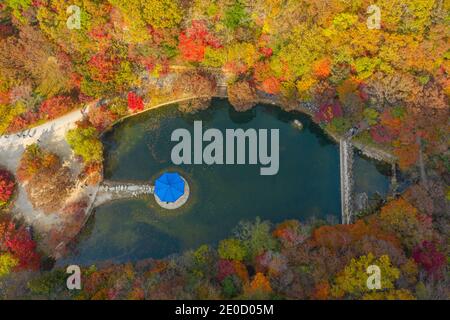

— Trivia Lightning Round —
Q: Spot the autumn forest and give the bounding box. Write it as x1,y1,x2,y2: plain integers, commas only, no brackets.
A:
0,0,449,301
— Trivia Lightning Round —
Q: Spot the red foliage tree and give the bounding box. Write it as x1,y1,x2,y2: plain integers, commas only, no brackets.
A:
127,92,144,112
314,102,343,123
39,96,73,120
7,114,31,133
179,33,205,62
412,241,446,279
379,109,401,137
89,23,113,42
88,51,118,83
217,259,236,282
259,47,273,58
0,169,15,206
0,221,40,271
12,111,41,133
370,124,393,143
178,20,221,62
70,72,83,90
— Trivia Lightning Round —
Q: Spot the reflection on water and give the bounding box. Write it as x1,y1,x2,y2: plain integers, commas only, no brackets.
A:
64,99,390,265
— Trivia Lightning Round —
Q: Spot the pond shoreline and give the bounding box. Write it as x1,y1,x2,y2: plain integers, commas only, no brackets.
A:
64,99,392,264
99,94,397,165
255,97,397,164
0,75,396,261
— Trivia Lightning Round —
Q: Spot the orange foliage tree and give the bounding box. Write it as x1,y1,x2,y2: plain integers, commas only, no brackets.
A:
376,198,433,252
245,272,272,297
312,58,331,79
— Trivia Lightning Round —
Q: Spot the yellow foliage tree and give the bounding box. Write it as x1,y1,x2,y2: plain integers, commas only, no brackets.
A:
363,289,415,300
331,254,400,299
142,0,183,29
0,253,18,278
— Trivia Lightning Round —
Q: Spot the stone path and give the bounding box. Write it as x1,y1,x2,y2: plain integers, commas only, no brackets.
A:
94,180,154,207
94,178,190,210
340,138,354,224
0,107,89,234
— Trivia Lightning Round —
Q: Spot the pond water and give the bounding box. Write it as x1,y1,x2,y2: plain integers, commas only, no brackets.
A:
64,99,390,265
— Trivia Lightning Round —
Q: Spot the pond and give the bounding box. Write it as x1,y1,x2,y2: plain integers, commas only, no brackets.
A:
64,99,390,265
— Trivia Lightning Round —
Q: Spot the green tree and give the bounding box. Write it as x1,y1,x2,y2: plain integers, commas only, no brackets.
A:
4,0,31,22
66,125,103,164
363,108,379,126
27,269,68,297
233,217,278,260
221,276,239,298
327,117,352,135
218,238,247,261
224,1,249,30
